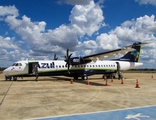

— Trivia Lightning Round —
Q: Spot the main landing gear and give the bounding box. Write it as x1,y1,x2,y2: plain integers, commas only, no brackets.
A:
82,74,88,80
73,74,88,80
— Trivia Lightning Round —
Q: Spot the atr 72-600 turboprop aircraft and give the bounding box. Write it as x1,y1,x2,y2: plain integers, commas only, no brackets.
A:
3,42,148,81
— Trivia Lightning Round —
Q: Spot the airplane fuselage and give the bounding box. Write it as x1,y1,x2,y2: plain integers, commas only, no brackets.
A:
3,60,143,79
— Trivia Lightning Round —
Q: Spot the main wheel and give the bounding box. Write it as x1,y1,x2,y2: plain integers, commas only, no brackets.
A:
13,77,17,81
82,75,88,80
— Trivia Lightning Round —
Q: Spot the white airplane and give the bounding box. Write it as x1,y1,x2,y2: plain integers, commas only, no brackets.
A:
3,42,148,81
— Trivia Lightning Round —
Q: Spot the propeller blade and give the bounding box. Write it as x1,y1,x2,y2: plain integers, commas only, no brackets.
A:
53,53,58,60
64,48,72,74
67,48,69,57
69,53,73,58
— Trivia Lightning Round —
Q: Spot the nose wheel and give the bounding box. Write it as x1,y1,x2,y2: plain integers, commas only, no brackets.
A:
5,75,12,81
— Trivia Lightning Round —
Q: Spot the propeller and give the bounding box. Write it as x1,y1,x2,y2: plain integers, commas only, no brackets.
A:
53,53,58,60
64,48,73,74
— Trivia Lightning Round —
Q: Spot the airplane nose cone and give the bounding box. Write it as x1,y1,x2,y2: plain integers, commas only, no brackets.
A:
3,69,6,74
3,68,9,75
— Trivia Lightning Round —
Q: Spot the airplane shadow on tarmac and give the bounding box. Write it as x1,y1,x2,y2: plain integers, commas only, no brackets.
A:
74,80,106,86
2,76,110,86
51,76,106,86
1,76,71,82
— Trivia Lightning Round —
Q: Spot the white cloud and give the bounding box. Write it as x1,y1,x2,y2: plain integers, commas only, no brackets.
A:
77,40,97,50
71,14,156,68
0,6,18,17
0,36,18,49
135,0,156,6
110,15,156,44
69,1,104,36
108,15,156,68
1,1,104,58
5,16,21,29
96,33,119,50
0,1,156,68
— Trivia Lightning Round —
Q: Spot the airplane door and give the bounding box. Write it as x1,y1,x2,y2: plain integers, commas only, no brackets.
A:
116,62,123,80
28,62,38,75
116,62,121,72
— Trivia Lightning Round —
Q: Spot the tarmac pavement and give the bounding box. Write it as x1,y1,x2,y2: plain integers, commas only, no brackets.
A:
0,72,156,120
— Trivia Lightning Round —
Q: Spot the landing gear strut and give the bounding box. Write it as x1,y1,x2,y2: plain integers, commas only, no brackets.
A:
74,76,79,80
13,77,17,81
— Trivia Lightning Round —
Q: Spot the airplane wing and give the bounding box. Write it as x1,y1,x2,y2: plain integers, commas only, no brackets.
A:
82,42,149,62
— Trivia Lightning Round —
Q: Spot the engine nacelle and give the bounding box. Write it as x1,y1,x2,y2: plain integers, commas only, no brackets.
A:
69,57,91,65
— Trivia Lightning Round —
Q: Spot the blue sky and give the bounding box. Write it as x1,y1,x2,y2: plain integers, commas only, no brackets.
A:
0,0,156,68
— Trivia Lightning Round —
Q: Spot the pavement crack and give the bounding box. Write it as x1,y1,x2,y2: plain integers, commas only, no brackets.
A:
0,81,13,107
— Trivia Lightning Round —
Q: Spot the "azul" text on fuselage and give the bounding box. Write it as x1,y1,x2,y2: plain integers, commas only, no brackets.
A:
38,62,55,68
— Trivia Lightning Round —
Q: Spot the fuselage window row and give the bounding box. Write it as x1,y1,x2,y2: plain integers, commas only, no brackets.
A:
54,64,116,69
75,65,115,68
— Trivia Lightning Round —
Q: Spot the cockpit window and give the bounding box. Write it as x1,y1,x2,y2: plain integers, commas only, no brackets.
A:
12,63,16,66
12,63,22,66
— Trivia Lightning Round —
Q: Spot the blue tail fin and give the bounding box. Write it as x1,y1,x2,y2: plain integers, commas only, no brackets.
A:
115,42,142,62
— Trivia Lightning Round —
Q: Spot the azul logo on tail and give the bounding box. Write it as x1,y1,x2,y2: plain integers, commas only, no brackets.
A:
115,42,142,62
